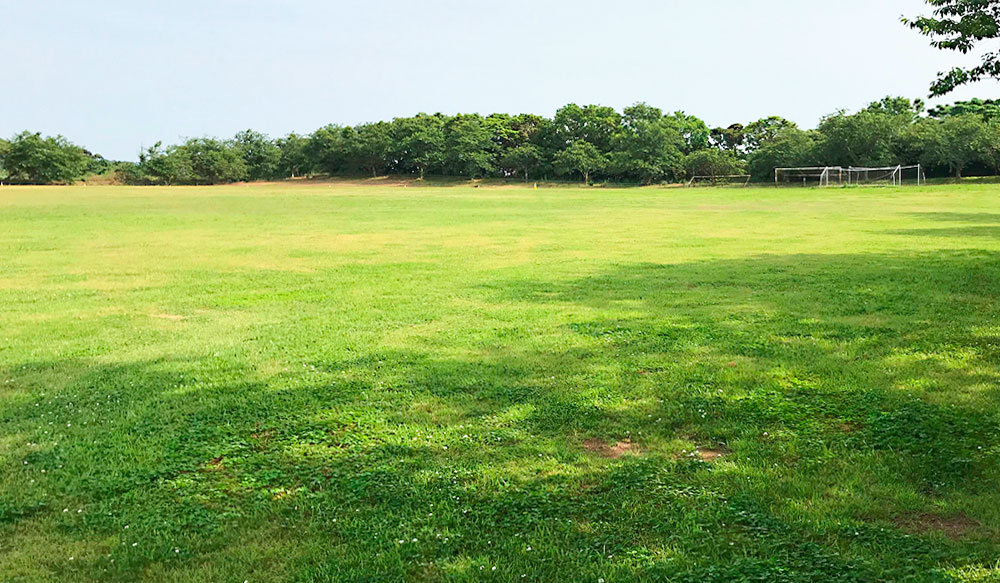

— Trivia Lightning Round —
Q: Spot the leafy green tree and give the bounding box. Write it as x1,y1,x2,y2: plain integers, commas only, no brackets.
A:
484,114,518,151
684,149,747,178
981,118,1000,174
551,104,622,152
306,125,354,175
666,111,711,154
178,138,247,184
0,138,10,181
393,114,446,179
811,98,925,169
3,131,90,184
508,114,548,147
501,144,544,180
444,114,495,177
710,124,746,153
864,96,925,119
747,128,820,182
132,142,193,185
83,153,112,177
554,141,606,184
816,110,908,167
233,130,281,181
611,103,686,183
743,117,799,153
345,123,392,177
906,0,1000,95
913,114,991,177
276,133,311,178
929,98,1000,120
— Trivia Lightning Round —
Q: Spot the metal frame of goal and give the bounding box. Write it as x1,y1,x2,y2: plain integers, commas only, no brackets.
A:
687,174,752,187
775,165,926,187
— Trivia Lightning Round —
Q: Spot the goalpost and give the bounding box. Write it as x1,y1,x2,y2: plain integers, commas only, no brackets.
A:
775,165,925,187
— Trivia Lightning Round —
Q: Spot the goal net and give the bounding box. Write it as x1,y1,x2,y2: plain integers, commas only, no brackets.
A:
775,165,925,187
844,165,925,186
774,166,844,187
687,174,751,187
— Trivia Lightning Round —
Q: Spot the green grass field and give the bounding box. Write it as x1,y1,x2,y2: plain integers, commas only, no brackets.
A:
2,182,1000,582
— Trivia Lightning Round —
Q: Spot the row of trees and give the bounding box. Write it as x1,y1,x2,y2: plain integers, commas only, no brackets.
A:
4,98,1000,185
119,105,720,186
0,132,110,184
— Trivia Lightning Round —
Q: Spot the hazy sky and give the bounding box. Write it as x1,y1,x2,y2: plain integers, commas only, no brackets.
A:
4,0,999,161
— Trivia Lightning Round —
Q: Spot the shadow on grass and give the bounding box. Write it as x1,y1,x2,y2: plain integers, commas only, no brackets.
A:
895,212,1000,238
3,250,1000,581
889,226,1000,239
909,212,1000,223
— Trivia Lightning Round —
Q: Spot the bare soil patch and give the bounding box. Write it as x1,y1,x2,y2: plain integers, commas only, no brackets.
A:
675,442,730,462
584,438,640,459
893,513,980,540
696,447,729,461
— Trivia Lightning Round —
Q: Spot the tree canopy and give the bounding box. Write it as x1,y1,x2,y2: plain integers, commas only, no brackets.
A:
2,132,90,184
906,0,1000,95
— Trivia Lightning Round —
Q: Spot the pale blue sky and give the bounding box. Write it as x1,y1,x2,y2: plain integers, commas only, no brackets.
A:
3,0,998,160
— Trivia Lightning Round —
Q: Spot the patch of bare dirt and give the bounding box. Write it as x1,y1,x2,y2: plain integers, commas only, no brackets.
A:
696,447,729,461
584,438,640,459
675,443,730,462
893,513,980,540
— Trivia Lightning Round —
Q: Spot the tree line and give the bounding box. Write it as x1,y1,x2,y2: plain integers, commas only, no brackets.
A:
4,97,1000,186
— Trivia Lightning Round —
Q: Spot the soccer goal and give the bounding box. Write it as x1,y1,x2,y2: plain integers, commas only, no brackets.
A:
775,164,925,187
844,165,926,186
687,174,751,187
774,166,845,187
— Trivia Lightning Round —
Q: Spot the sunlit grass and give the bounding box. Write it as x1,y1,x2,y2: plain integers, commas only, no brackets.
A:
2,181,1000,581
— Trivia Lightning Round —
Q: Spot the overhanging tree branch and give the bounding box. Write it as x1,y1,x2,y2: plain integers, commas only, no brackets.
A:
905,0,1000,95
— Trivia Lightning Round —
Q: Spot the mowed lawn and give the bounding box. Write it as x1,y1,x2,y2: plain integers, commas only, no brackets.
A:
2,182,1000,582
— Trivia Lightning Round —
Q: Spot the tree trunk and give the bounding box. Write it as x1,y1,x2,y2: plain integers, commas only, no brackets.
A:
955,165,963,179
419,167,425,180
583,171,589,184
